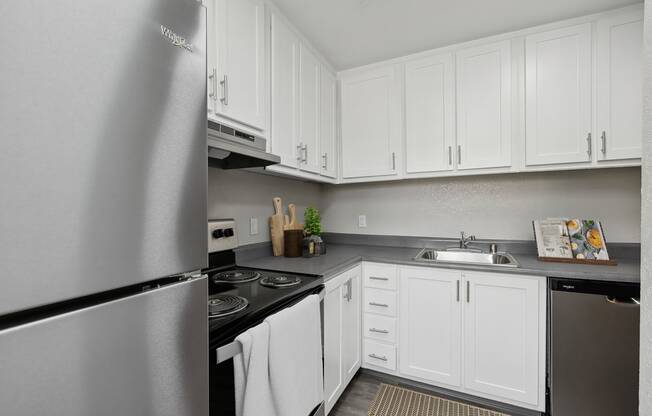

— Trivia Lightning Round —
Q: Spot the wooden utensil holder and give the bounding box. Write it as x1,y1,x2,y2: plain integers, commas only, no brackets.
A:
284,229,303,257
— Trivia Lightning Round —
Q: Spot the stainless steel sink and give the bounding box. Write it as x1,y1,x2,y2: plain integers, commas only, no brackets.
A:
414,248,519,268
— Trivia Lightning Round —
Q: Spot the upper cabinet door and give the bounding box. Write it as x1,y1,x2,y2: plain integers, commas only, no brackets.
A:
215,0,265,130
298,43,321,174
463,272,543,408
320,68,338,178
340,66,402,179
270,12,299,168
525,24,592,166
596,8,643,161
405,54,455,174
206,0,218,116
456,41,512,170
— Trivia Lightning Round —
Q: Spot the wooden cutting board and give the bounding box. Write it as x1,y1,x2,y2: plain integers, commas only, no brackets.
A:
284,203,303,231
269,197,285,256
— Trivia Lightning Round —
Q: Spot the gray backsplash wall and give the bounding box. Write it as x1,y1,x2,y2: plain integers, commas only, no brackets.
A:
321,168,642,243
207,168,322,245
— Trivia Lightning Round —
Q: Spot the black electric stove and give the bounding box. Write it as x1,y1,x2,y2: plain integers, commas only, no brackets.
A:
205,250,324,351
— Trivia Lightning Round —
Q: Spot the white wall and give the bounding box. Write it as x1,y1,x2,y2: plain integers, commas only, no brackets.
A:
640,1,651,413
321,168,642,242
207,168,322,245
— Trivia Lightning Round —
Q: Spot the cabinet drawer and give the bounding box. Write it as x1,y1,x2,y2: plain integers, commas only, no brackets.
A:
364,314,396,343
364,288,397,316
364,263,398,290
364,339,396,371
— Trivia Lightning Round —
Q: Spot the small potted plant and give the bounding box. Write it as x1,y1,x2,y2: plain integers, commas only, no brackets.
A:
303,207,325,257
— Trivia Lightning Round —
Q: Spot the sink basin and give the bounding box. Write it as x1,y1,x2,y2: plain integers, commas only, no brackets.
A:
414,248,519,268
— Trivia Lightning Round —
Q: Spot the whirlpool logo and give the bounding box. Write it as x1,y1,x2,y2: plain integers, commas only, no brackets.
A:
160,25,193,52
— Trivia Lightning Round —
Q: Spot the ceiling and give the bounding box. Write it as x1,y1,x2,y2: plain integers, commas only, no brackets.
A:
272,0,642,70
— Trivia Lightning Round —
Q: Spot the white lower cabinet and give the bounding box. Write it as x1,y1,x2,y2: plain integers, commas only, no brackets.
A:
399,267,462,388
463,271,543,407
323,265,361,415
366,264,546,412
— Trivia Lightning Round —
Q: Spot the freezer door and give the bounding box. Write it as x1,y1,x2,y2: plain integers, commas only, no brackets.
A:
0,277,208,416
0,0,207,314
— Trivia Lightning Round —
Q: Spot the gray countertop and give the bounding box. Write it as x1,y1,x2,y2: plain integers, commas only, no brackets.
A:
236,242,640,284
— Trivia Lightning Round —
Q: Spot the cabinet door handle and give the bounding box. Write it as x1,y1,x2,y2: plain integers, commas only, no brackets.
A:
296,143,303,162
457,145,462,165
466,281,470,303
391,152,396,170
369,328,389,334
303,144,308,163
368,353,388,362
586,133,592,158
448,146,452,165
369,276,389,281
322,153,328,169
369,302,389,308
220,75,229,106
601,131,606,155
347,279,352,302
208,68,217,101
456,280,460,302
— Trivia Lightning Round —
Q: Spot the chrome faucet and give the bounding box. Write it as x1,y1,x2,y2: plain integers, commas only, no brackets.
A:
459,231,476,249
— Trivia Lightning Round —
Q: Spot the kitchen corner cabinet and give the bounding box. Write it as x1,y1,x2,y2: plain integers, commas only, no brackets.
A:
320,69,338,178
404,53,455,174
456,41,512,170
340,65,402,179
596,8,643,161
525,23,593,166
207,0,266,130
324,266,361,415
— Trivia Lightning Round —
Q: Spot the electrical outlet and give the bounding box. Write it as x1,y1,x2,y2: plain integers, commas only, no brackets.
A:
250,217,258,235
358,214,367,228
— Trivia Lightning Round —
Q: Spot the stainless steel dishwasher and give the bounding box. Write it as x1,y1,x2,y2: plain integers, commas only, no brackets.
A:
549,278,640,415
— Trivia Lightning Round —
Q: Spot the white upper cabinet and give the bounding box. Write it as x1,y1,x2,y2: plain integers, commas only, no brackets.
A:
320,69,338,178
525,23,592,166
270,11,299,168
212,0,266,130
596,8,643,161
298,43,321,174
340,65,402,179
404,54,455,174
456,41,512,170
399,267,462,387
463,271,543,408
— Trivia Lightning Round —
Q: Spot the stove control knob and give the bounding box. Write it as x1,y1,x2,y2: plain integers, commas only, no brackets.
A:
212,229,224,239
223,228,235,237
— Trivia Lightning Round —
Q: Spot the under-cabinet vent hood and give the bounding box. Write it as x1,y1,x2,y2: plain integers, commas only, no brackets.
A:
207,120,280,169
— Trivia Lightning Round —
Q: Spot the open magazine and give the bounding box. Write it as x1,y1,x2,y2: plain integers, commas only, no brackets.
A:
533,218,610,260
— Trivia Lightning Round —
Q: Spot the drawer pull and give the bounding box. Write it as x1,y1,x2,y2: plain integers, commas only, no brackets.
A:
369,302,389,308
369,276,389,281
368,353,388,362
369,328,389,334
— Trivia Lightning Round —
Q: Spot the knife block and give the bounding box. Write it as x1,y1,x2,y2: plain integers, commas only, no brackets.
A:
283,230,303,257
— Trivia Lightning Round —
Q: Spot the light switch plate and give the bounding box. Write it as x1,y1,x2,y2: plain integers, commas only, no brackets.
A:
358,214,367,228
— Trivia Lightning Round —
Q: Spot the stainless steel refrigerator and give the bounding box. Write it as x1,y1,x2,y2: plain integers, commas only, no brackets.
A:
0,0,209,414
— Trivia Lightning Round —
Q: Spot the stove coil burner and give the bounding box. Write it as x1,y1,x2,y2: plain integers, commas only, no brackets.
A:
208,294,248,318
212,269,261,284
259,275,302,288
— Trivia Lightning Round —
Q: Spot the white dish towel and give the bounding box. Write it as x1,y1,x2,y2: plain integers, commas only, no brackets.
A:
265,294,324,416
233,321,276,416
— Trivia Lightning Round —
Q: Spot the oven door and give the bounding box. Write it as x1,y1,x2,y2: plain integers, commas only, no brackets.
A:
210,286,325,416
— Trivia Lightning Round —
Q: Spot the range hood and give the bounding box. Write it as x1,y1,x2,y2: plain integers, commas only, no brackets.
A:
207,120,280,169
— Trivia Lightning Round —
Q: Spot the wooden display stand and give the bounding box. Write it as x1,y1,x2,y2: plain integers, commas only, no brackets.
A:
537,256,617,266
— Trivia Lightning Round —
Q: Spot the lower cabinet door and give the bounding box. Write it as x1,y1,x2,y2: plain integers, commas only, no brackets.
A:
342,266,362,381
323,281,343,413
463,271,542,407
399,267,462,387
